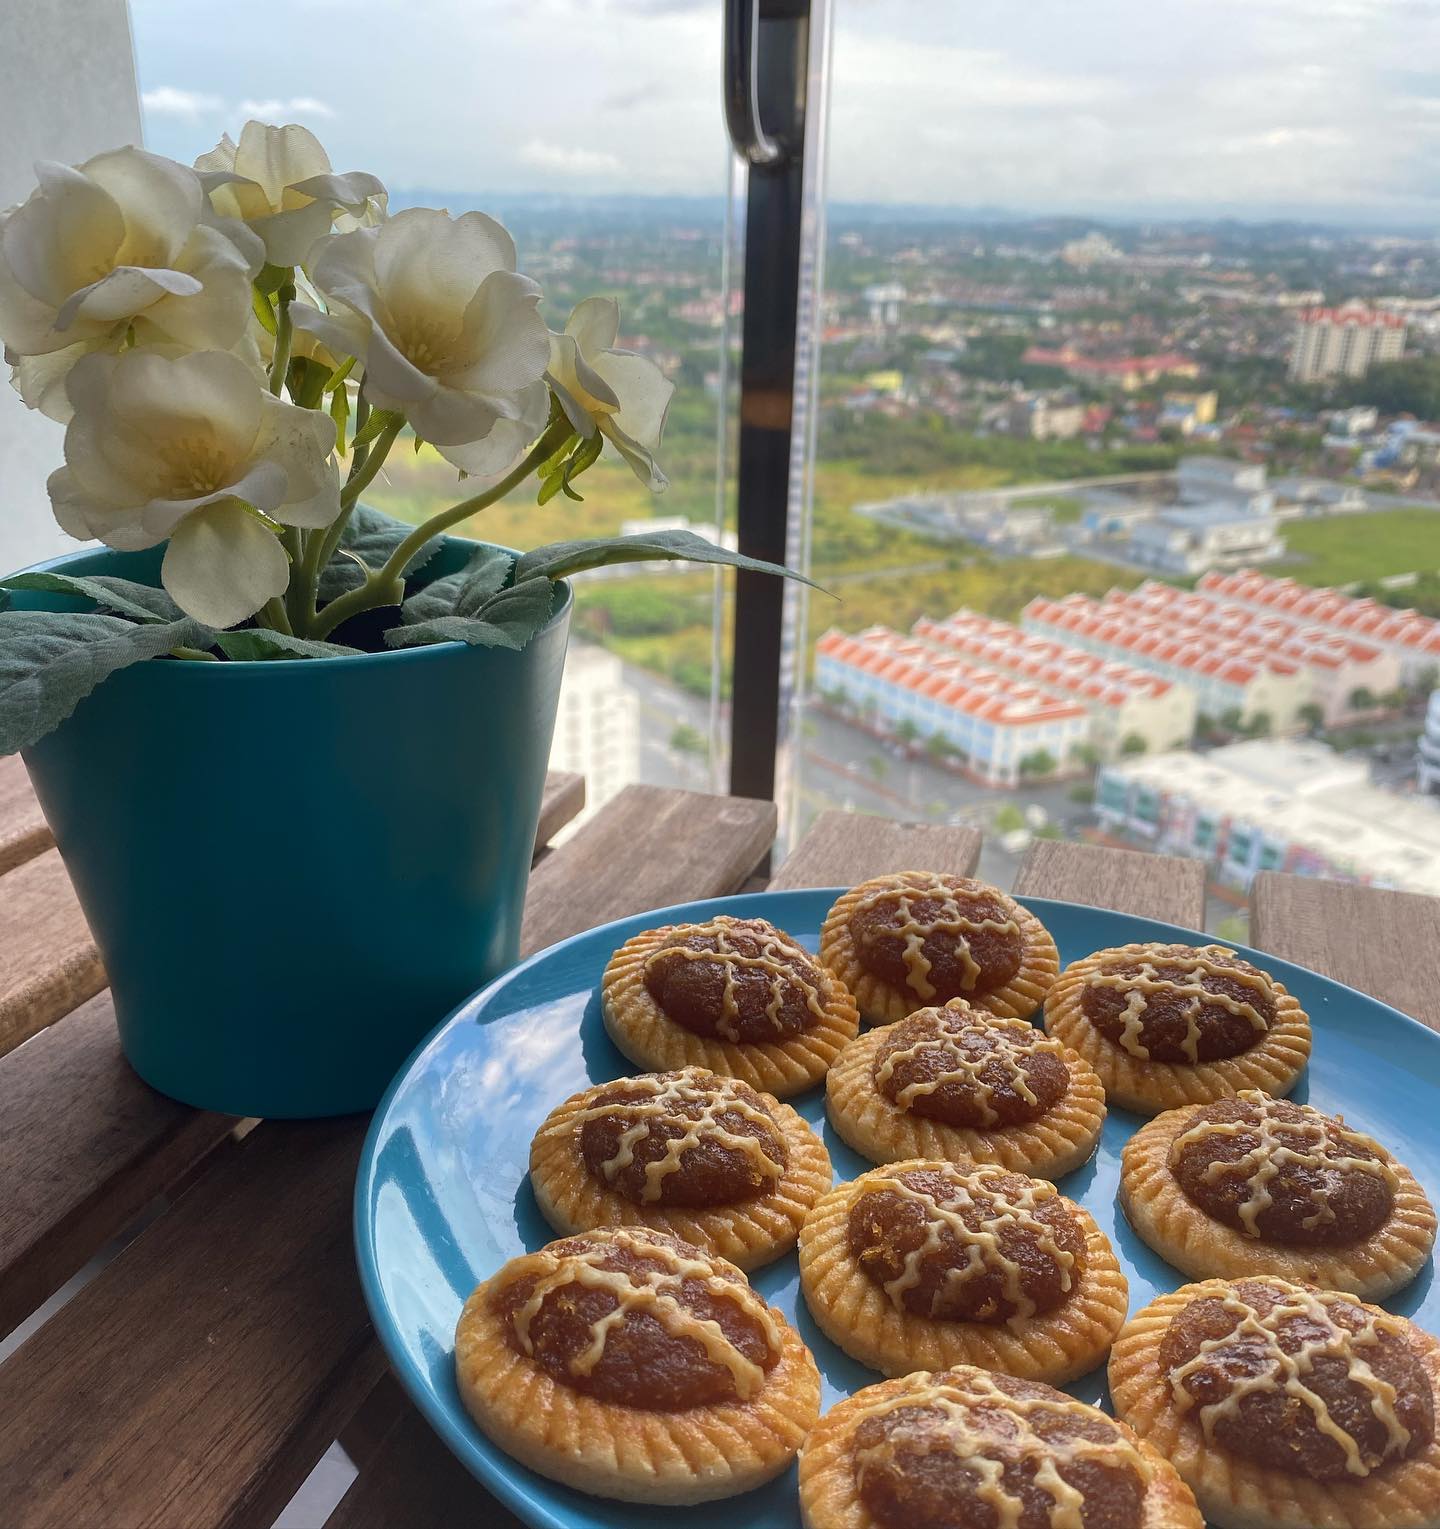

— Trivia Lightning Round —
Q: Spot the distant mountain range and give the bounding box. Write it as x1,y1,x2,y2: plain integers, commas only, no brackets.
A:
389,188,1440,240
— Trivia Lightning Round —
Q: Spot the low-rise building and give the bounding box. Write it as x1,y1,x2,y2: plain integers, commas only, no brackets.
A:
1176,456,1267,502
1269,477,1368,516
814,627,1090,787
1124,503,1285,575
1004,392,1085,441
1095,740,1440,897
1198,569,1440,688
1023,582,1399,729
912,610,1196,759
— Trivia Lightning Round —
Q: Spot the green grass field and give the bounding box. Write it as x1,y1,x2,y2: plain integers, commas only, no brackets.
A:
1284,508,1440,587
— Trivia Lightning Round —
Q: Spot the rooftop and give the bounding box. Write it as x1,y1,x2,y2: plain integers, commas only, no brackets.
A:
1105,743,1440,898
1198,569,1440,658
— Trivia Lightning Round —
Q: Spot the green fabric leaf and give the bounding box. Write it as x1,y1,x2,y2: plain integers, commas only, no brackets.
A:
214,630,363,661
385,578,554,652
0,611,213,755
0,571,185,624
400,550,514,625
316,504,443,603
350,407,404,451
512,530,824,590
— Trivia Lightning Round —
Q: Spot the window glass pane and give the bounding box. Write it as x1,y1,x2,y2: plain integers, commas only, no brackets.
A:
130,0,740,829
788,0,1440,925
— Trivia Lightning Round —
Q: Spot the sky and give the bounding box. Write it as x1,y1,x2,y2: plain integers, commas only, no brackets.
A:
130,0,1440,226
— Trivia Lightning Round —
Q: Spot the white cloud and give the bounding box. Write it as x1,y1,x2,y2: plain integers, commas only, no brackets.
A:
518,139,623,177
238,96,336,120
141,86,222,116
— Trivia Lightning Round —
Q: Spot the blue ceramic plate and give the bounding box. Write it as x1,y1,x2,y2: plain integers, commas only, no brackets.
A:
355,891,1440,1529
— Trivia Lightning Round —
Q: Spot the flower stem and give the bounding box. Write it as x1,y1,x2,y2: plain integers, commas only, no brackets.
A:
269,286,295,397
340,416,404,510
309,419,570,640
261,597,294,636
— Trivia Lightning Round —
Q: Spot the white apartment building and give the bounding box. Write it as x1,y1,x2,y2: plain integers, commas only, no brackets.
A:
1288,303,1406,382
547,642,640,828
1199,570,1440,688
1023,583,1400,729
1419,690,1440,796
815,628,1090,787
911,611,1196,759
1096,740,1440,898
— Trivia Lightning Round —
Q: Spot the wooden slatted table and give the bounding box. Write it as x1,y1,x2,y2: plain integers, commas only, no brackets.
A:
0,771,1435,1529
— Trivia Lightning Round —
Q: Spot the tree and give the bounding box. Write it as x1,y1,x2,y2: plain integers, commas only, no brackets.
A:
669,723,704,757
895,719,921,747
1071,742,1102,770
1033,823,1063,841
1068,783,1095,804
1245,711,1273,738
1381,688,1409,711
1120,733,1148,756
1297,702,1325,732
866,754,889,782
1218,708,1244,734
1349,687,1377,712
1018,749,1057,778
1416,665,1439,695
994,803,1026,834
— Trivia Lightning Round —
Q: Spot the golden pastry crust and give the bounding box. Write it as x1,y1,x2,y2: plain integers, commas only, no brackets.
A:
825,1002,1106,1180
530,1067,834,1271
1045,942,1311,1115
798,1365,1203,1529
1121,1093,1436,1299
1110,1278,1440,1529
819,872,1059,1025
797,1159,1128,1383
455,1227,821,1504
601,916,860,1097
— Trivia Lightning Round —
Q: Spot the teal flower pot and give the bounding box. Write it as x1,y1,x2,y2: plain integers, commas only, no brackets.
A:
13,537,572,1117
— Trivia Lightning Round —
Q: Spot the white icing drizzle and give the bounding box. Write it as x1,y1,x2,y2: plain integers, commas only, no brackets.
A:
642,917,829,1042
557,1068,785,1203
856,1167,1078,1327
874,1010,1058,1125
1167,1090,1398,1237
507,1229,782,1401
851,1368,1155,1529
850,873,1022,1001
1086,945,1274,1062
1168,1282,1414,1478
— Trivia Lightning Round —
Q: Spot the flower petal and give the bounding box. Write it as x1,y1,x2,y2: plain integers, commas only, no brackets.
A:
600,417,669,492
54,265,202,331
289,170,387,212
10,340,99,419
251,393,339,526
589,349,674,453
81,147,204,268
289,300,369,361
373,208,516,321
2,162,125,307
161,497,289,627
434,412,538,477
247,199,337,267
450,268,548,394
233,121,332,204
566,295,619,356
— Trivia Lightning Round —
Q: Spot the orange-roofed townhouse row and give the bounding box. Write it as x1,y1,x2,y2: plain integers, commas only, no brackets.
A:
911,611,1197,760
813,627,1090,786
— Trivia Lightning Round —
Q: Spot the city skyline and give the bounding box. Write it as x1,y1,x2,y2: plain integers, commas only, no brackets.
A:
131,0,1440,225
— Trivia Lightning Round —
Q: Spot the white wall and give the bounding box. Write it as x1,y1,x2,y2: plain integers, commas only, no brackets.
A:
0,0,142,575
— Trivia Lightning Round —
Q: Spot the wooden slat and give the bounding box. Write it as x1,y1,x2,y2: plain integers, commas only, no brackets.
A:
0,773,586,1342
0,992,236,1337
535,770,584,849
0,787,774,1529
1013,841,1207,928
0,848,103,1058
1251,873,1440,1029
0,757,51,876
768,809,981,890
326,802,993,1529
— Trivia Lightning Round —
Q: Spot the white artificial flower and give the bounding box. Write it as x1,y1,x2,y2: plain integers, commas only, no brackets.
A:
48,349,338,628
196,122,386,268
292,207,550,474
547,297,674,489
0,147,262,420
